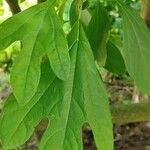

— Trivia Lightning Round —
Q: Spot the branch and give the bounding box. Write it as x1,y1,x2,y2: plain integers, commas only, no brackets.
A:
111,102,150,124
37,0,46,3
6,0,21,14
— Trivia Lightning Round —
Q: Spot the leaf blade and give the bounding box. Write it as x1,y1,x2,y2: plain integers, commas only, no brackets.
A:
116,0,150,93
40,22,113,150
105,40,126,75
87,2,110,66
0,1,70,104
0,61,55,149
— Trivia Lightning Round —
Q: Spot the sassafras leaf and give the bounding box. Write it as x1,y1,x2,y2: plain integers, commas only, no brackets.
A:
40,22,113,150
0,1,70,104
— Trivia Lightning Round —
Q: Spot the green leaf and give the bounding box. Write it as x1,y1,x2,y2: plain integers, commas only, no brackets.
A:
0,61,55,149
87,2,110,66
105,41,126,75
0,22,113,150
40,22,113,150
70,0,91,29
116,0,150,93
0,1,70,104
70,0,83,26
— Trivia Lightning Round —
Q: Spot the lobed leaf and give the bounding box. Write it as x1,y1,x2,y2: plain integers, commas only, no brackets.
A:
0,61,55,149
40,22,113,150
0,0,70,104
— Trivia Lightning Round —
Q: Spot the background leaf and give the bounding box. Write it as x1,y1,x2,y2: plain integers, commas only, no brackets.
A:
105,40,126,75
116,0,150,93
87,1,110,66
